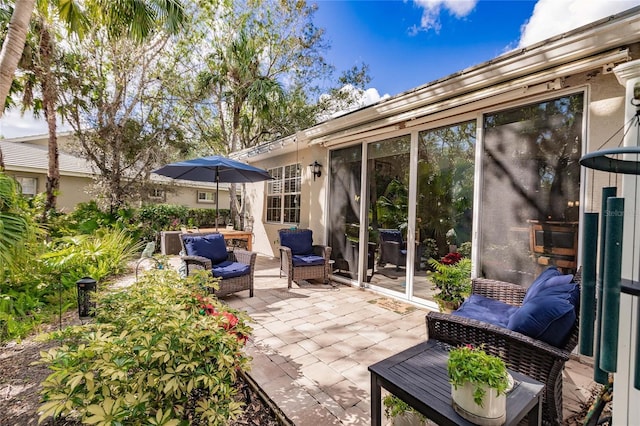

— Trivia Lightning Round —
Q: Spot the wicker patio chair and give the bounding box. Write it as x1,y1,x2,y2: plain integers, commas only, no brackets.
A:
278,228,332,288
426,269,581,426
377,228,407,271
180,232,256,297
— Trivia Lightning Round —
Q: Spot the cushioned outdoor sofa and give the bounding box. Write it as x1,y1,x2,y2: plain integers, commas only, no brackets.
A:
180,232,256,297
427,266,581,426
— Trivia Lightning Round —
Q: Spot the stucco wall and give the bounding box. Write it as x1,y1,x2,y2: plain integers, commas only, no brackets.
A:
244,145,328,258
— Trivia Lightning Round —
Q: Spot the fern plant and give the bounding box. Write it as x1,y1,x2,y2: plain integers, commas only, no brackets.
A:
428,256,472,311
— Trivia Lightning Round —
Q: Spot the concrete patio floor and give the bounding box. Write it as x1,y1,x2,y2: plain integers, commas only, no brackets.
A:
177,255,600,426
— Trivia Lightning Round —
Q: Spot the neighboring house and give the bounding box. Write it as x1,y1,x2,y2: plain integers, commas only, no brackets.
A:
1,134,230,212
235,6,640,422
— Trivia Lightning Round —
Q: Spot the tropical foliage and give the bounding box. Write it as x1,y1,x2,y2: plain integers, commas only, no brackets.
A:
0,172,37,272
38,270,252,425
429,256,472,311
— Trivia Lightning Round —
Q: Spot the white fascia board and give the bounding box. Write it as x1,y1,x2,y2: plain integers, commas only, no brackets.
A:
232,133,300,162
6,165,93,179
302,8,640,143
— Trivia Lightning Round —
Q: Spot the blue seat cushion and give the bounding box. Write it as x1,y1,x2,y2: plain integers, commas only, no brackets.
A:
183,233,228,265
292,254,325,267
507,295,576,347
212,261,251,279
453,294,519,328
281,230,314,255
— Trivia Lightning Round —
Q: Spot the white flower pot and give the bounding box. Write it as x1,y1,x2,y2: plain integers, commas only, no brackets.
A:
451,382,506,426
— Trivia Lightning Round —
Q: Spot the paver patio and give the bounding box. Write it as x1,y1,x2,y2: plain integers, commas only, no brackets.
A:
169,255,598,425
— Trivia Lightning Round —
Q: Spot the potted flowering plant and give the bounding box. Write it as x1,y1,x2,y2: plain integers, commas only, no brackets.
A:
428,255,471,312
383,394,427,426
448,345,510,426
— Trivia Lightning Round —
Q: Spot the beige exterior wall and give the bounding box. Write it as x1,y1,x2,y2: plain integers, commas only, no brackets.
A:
243,145,328,257
6,169,229,213
161,185,230,210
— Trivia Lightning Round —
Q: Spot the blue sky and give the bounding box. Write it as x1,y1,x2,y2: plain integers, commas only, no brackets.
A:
2,0,639,138
314,0,536,97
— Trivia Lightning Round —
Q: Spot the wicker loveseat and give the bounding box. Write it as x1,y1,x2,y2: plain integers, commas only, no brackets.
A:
180,232,256,297
426,267,581,425
278,228,331,288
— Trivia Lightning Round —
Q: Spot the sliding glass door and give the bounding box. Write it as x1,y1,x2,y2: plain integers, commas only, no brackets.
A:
365,136,411,293
480,94,583,285
415,122,476,301
328,145,363,281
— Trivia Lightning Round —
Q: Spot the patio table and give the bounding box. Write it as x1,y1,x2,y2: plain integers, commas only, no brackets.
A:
369,339,543,426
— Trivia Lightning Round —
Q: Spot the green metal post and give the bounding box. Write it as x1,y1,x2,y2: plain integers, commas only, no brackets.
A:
579,212,599,356
636,301,640,389
593,187,616,384
600,197,624,373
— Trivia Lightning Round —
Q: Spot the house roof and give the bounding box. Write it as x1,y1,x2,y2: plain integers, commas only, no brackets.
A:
1,139,224,189
1,139,94,177
234,5,640,161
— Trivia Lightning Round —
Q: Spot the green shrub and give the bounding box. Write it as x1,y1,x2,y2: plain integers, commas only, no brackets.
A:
38,269,252,425
0,228,141,343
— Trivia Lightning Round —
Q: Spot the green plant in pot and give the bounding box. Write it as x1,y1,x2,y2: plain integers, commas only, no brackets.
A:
448,345,510,426
428,255,471,312
383,394,427,426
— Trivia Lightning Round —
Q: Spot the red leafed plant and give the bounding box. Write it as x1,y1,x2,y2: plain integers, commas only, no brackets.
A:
441,251,462,265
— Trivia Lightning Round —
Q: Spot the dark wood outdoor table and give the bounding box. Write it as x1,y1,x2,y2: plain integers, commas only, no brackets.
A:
369,340,544,426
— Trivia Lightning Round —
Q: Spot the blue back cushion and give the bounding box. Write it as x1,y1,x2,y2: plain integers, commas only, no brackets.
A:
523,267,562,304
183,233,228,264
380,229,402,243
280,230,313,255
507,295,576,347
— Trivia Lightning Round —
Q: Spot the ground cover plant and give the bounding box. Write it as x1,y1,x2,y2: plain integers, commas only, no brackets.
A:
37,269,253,425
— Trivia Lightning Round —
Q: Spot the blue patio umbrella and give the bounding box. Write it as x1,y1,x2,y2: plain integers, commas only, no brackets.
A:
153,155,272,230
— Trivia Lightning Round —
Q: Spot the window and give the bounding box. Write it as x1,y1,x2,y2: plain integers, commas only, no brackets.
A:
16,177,37,197
197,191,216,204
150,188,165,200
266,164,300,223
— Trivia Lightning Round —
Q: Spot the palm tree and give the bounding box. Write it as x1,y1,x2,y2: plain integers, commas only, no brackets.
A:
0,0,35,169
197,31,286,227
4,0,185,217
0,172,34,276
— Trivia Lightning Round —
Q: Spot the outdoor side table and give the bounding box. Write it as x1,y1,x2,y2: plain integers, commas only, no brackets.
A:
369,339,544,426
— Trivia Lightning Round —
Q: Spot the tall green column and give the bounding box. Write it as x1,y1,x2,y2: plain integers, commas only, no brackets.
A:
600,196,624,373
636,301,640,389
593,187,617,384
579,212,599,356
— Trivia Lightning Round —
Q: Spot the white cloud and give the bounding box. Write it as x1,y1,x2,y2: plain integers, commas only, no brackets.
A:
0,108,72,139
518,0,640,48
318,85,390,121
412,0,478,33
0,109,48,139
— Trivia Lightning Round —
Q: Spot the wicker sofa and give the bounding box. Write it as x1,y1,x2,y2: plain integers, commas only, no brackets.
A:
179,232,256,297
278,228,332,288
426,268,581,425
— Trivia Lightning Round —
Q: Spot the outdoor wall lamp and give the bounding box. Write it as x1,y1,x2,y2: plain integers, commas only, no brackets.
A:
309,161,322,181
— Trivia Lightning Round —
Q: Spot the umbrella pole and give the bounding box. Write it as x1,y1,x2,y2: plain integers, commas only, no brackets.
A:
215,172,219,232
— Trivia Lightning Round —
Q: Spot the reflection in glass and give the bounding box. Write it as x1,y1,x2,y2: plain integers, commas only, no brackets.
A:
366,136,411,292
481,94,583,284
328,145,362,280
416,122,476,301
